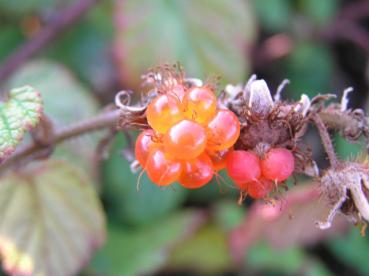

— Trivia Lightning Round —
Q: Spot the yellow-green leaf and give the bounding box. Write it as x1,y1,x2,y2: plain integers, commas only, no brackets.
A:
0,160,105,276
0,86,42,162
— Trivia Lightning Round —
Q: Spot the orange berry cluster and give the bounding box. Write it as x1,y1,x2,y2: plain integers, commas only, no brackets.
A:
135,84,240,189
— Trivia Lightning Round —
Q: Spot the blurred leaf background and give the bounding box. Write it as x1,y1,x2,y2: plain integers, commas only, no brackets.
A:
1,0,369,275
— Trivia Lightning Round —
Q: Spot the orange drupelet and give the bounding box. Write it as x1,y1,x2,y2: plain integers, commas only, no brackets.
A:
183,86,217,124
145,146,182,186
206,109,240,151
146,94,184,133
164,119,207,160
179,153,214,189
135,129,158,168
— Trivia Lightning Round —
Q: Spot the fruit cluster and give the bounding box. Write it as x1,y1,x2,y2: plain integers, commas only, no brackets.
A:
135,84,240,189
225,148,295,198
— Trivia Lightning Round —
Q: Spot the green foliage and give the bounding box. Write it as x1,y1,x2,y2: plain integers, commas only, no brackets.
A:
0,25,23,61
247,242,333,276
0,160,105,276
251,0,292,32
0,85,42,161
102,133,187,226
328,229,369,275
115,0,256,87
91,210,203,276
7,60,101,176
213,199,246,231
285,42,334,99
299,0,338,25
46,2,114,88
168,224,233,273
335,134,364,160
0,0,52,15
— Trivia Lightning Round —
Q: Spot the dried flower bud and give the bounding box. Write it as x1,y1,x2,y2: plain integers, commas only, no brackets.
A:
247,80,274,117
317,161,369,229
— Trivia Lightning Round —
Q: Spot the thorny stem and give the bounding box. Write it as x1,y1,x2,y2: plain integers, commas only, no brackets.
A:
0,109,120,173
312,113,339,169
0,0,99,85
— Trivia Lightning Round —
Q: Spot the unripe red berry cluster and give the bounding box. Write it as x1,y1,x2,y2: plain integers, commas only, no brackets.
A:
135,84,240,189
225,148,295,198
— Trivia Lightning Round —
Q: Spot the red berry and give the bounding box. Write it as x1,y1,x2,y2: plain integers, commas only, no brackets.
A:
261,148,295,181
206,109,240,151
247,178,274,199
135,129,160,167
179,153,214,189
146,94,184,133
184,86,217,124
164,120,207,160
226,150,261,183
145,147,182,186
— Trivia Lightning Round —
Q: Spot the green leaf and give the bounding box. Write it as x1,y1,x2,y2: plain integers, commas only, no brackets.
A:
46,2,114,89
251,0,292,32
0,0,71,17
0,160,105,276
0,25,24,62
7,60,101,176
91,210,205,276
115,0,256,87
0,85,42,162
328,228,369,276
213,200,246,231
188,169,238,203
335,134,364,160
247,242,333,276
285,43,334,100
102,133,187,226
299,0,338,25
168,224,233,273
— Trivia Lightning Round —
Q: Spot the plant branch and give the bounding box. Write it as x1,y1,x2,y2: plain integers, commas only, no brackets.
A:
0,108,120,173
311,113,339,169
0,0,100,85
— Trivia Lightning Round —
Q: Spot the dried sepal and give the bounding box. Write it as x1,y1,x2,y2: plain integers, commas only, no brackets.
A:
247,79,274,117
221,76,316,182
228,77,308,149
115,90,149,130
141,63,185,92
317,161,369,230
310,88,369,150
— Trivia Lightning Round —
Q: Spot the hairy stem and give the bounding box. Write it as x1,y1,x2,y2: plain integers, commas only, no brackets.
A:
0,0,99,85
0,109,120,173
318,108,366,137
312,113,339,169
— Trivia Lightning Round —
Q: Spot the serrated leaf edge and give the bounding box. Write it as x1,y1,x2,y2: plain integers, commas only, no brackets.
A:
0,85,43,163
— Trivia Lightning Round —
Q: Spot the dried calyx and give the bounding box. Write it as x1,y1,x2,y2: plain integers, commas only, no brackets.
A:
312,90,369,231
222,76,317,177
318,161,369,231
